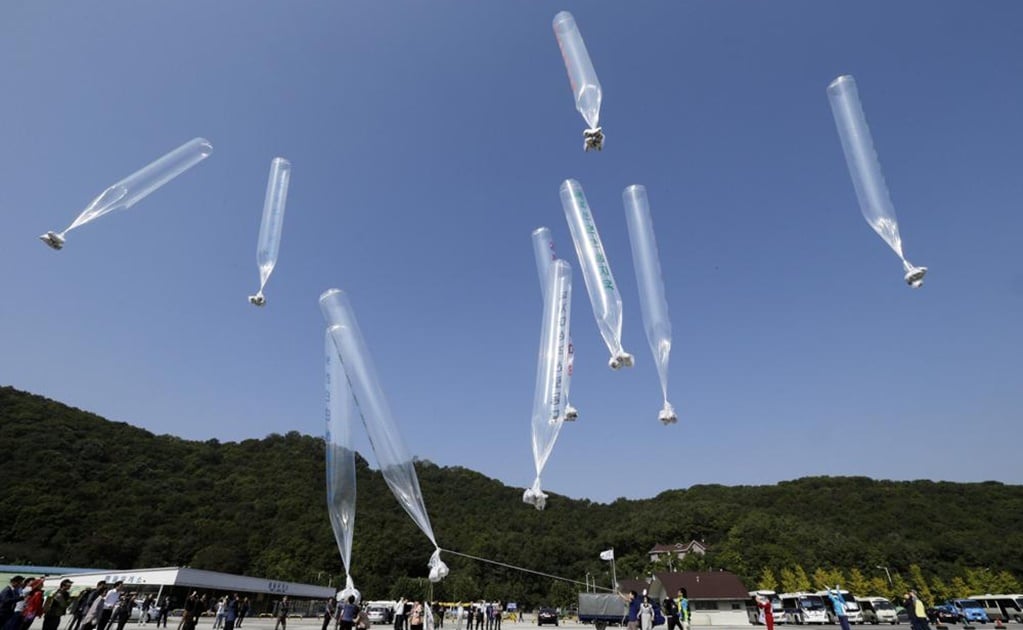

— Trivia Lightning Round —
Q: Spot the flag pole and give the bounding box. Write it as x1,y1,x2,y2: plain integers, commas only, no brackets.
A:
611,551,618,591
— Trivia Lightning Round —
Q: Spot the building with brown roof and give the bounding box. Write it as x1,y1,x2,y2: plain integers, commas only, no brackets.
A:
647,541,709,564
648,571,752,626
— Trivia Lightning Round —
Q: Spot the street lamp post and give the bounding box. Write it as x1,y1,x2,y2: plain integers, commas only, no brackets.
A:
875,566,893,587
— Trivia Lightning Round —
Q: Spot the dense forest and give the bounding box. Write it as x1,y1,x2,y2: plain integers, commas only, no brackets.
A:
2,386,1021,606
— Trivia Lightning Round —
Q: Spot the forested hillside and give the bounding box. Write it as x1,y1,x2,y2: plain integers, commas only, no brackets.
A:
2,386,1020,605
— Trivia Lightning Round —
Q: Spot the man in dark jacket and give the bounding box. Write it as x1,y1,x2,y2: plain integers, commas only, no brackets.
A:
0,577,25,630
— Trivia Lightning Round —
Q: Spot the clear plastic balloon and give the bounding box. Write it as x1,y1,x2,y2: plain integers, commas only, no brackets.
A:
250,157,291,306
622,185,677,425
531,227,577,421
40,137,213,249
523,259,573,511
560,179,632,370
553,11,604,151
325,328,358,589
827,75,927,288
320,289,448,581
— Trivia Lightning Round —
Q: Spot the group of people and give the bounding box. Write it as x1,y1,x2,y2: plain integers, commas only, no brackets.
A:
620,589,690,630
319,595,368,630
0,576,75,630
453,602,501,630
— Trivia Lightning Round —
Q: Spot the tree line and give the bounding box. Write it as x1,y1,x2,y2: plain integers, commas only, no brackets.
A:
1,386,1020,607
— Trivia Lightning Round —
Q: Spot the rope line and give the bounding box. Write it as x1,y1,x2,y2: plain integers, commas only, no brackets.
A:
439,548,615,593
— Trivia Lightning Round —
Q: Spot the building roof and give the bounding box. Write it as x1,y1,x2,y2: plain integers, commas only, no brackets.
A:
617,578,651,595
648,541,708,554
650,571,749,601
40,567,333,599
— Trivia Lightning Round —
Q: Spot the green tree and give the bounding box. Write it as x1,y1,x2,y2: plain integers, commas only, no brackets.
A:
845,568,869,597
757,567,778,592
929,576,951,603
908,566,933,606
780,566,811,593
889,573,910,603
949,577,970,602
991,570,1021,594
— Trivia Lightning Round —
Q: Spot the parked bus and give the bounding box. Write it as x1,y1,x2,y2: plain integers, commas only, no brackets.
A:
779,593,829,625
968,595,1023,623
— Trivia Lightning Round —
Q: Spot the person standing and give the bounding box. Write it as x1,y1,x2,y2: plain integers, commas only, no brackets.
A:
80,587,108,630
235,600,248,629
663,597,680,630
42,580,74,630
638,597,654,630
756,596,774,630
826,588,851,630
677,589,690,630
490,604,500,630
392,599,406,630
0,577,26,630
321,595,337,630
20,579,46,630
98,583,123,630
337,596,358,630
618,591,640,630
409,603,423,630
274,598,290,630
222,595,238,630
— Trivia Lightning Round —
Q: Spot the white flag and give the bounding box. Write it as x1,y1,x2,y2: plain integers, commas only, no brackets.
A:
600,549,614,561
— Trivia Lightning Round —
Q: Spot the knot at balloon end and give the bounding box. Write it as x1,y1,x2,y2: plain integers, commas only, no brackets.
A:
609,352,634,370
904,265,927,288
249,293,266,306
522,482,548,510
583,127,604,152
563,405,579,421
659,402,678,426
339,578,361,605
40,231,65,250
428,549,449,582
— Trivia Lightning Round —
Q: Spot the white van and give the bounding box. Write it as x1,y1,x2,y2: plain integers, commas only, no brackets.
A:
816,590,863,624
856,597,898,625
779,593,829,624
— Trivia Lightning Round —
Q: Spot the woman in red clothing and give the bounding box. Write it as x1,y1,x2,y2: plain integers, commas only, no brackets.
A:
756,596,774,630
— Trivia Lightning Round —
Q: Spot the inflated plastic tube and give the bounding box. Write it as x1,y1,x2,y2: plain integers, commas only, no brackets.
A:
531,227,577,421
40,137,213,249
827,75,926,288
325,328,358,592
250,158,291,306
319,289,447,581
553,11,604,151
524,259,573,510
560,179,632,369
623,185,677,425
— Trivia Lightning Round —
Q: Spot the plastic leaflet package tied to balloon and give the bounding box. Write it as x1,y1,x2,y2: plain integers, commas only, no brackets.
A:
319,289,448,582
622,186,677,425
560,179,633,370
531,227,577,421
553,11,604,151
250,158,291,306
339,575,360,606
325,328,358,595
827,75,927,288
523,259,573,511
40,137,213,250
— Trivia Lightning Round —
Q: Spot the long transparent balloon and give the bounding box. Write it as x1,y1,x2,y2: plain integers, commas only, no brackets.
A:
523,259,573,511
560,179,632,369
40,137,213,249
553,11,604,151
531,227,577,421
320,289,449,582
623,186,677,425
250,158,291,306
827,75,927,288
325,328,359,600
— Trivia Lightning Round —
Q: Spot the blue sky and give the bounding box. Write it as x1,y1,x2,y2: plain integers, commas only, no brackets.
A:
1,2,1020,504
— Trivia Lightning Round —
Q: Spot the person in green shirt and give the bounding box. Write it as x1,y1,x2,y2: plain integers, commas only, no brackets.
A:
675,589,689,630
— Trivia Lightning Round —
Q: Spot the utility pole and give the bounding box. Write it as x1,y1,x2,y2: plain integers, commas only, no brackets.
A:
875,566,893,587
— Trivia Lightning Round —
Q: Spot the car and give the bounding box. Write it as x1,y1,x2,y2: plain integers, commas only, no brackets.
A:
926,605,960,625
894,607,909,625
857,598,898,625
538,608,559,627
367,606,390,625
947,600,990,624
